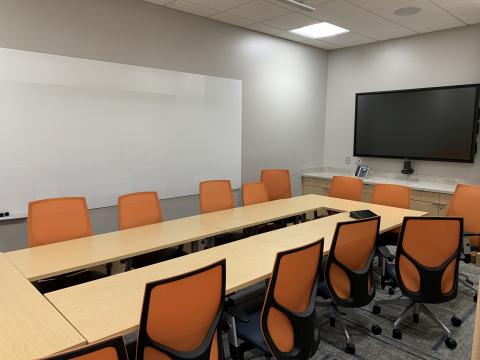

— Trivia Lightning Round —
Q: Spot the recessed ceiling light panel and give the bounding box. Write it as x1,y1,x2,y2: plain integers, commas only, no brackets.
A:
394,6,422,16
290,22,349,39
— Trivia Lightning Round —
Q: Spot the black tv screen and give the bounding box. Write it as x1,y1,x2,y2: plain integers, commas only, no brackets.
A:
354,84,479,163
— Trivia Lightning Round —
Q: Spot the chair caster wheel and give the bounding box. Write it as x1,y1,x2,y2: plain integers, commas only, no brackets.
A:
392,329,402,340
371,324,382,335
345,343,355,354
388,287,396,295
413,313,419,323
445,337,457,349
329,317,335,327
474,294,478,303
451,316,462,327
373,305,381,314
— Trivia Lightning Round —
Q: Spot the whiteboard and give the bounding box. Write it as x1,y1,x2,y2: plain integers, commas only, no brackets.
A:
0,48,242,214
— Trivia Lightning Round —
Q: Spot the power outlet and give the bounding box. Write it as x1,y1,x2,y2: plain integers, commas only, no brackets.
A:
345,157,350,165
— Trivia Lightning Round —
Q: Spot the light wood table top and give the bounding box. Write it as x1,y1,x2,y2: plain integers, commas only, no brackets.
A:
187,194,327,231
0,253,86,360
472,279,480,360
256,204,425,252
7,217,224,282
45,203,425,344
46,237,280,343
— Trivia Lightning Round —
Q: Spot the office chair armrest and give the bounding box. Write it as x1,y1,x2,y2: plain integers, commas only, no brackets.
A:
225,304,250,322
378,246,394,262
464,232,480,237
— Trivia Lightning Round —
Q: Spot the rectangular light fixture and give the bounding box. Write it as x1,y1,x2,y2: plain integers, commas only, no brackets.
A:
290,22,349,39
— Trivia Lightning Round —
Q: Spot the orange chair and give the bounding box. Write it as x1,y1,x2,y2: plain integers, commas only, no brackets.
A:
28,197,106,293
42,336,127,360
135,260,226,360
328,176,363,201
242,182,280,235
28,197,93,247
260,169,292,200
118,192,185,269
374,217,463,349
199,180,235,214
242,182,269,206
227,240,323,360
317,217,381,355
447,183,480,301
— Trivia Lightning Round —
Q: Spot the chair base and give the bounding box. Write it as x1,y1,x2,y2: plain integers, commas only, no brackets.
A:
373,298,460,349
459,274,478,302
320,301,381,355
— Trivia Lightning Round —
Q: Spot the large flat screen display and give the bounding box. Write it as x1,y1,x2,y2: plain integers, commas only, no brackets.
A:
354,84,479,162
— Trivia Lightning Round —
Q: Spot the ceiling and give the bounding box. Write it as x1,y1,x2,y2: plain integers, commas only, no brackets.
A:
143,0,480,50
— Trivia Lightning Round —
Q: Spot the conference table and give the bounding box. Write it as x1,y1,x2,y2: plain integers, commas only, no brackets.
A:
473,279,480,360
0,253,86,360
44,202,425,344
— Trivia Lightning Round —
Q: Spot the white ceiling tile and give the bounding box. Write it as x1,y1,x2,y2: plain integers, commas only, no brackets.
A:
227,0,292,22
363,1,467,32
302,0,367,21
323,31,376,46
304,0,337,5
333,12,416,40
263,12,318,30
450,4,480,24
429,0,480,10
186,0,252,11
166,1,218,17
144,0,176,5
246,22,285,35
345,0,395,11
209,12,255,26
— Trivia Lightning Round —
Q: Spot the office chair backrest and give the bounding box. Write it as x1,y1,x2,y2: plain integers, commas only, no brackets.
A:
328,176,363,201
199,180,234,214
137,260,226,360
371,184,410,209
261,240,323,360
118,191,163,230
242,182,269,206
261,169,292,200
396,217,462,303
325,217,380,308
28,197,93,247
447,183,480,247
41,336,128,360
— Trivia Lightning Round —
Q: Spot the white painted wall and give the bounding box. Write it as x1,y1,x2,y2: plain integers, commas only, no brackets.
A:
0,0,328,251
324,24,480,177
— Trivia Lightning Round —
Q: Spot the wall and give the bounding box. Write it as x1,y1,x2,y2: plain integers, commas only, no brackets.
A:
0,0,328,251
324,24,480,177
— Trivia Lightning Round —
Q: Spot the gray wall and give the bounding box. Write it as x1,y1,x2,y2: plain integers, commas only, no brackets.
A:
0,0,328,251
324,24,480,176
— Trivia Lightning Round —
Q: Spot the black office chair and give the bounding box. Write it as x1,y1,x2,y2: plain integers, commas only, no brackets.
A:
317,217,382,355
373,217,463,349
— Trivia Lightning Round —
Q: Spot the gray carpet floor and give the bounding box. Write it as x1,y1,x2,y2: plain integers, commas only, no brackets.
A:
224,262,479,360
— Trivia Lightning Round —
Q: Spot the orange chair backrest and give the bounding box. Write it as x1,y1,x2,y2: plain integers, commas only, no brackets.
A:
371,184,410,209
41,336,128,360
326,217,379,303
28,197,92,247
397,217,462,299
118,191,163,230
447,183,480,247
199,180,234,214
137,260,226,360
242,182,269,206
261,240,323,356
261,169,292,200
328,176,363,201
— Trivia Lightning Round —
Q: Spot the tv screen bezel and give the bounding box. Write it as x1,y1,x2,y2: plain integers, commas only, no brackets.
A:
353,83,480,163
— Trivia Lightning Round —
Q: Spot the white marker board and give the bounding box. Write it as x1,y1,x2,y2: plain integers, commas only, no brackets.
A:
0,48,242,214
